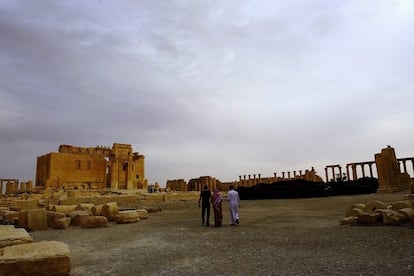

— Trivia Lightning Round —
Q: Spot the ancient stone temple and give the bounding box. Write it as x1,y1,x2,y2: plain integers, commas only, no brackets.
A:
36,143,147,190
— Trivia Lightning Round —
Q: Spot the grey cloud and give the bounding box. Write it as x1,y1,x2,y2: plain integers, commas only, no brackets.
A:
0,1,413,185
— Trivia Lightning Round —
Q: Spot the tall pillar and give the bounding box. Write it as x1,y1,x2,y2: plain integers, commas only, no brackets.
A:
282,172,285,179
352,164,358,180
258,174,261,182
402,161,407,173
287,171,291,179
411,160,414,175
369,164,373,177
346,165,350,182
361,164,366,178
299,170,302,176
293,171,297,177
331,167,335,182
325,167,328,182
6,181,13,194
338,166,342,179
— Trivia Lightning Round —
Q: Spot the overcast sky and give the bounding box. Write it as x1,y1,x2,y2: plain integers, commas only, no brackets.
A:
1,0,413,187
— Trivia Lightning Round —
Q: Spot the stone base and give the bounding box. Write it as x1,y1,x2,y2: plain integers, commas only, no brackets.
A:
0,241,70,276
0,226,33,249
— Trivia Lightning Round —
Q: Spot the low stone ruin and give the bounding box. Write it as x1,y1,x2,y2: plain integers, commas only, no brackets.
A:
0,201,154,232
0,226,71,275
340,194,414,226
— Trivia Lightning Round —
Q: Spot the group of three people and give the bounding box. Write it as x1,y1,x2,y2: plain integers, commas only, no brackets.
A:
198,185,240,227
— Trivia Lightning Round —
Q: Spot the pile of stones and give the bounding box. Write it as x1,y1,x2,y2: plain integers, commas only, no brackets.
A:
340,194,414,226
0,202,153,231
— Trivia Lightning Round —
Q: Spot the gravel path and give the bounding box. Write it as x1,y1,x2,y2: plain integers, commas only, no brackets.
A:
31,192,414,275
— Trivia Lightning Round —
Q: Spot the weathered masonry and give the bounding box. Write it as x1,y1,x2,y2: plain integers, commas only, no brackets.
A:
36,143,147,190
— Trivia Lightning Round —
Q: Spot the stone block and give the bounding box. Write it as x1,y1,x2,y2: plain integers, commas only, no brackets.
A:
1,211,19,225
91,204,103,216
143,206,162,213
389,200,413,210
136,209,149,219
345,208,363,218
47,211,66,228
115,210,140,224
357,212,382,224
26,208,48,231
11,199,38,210
363,200,386,212
18,210,28,229
102,202,119,221
350,203,365,210
54,218,71,229
0,241,71,275
52,205,78,214
397,208,414,223
0,225,33,249
339,217,357,225
67,210,90,226
80,216,108,228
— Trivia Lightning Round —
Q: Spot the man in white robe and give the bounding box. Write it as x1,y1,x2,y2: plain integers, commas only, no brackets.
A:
227,185,240,225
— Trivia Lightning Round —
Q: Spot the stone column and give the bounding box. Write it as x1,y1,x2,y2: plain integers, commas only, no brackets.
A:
287,171,291,179
352,164,358,181
6,181,13,194
346,165,350,182
325,167,328,182
299,170,302,176
361,164,366,178
369,164,373,177
402,160,407,173
331,167,335,182
338,166,342,179
282,172,285,179
411,159,414,174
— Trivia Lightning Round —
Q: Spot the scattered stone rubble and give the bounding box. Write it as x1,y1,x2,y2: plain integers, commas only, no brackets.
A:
340,194,414,226
0,190,188,275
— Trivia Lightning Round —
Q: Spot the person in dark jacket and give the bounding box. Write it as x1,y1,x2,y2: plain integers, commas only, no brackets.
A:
199,185,211,226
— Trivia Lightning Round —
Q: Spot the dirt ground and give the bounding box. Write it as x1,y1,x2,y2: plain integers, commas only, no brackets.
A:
31,192,414,276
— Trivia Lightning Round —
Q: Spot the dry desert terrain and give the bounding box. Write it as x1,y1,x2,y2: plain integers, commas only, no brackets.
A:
31,192,414,275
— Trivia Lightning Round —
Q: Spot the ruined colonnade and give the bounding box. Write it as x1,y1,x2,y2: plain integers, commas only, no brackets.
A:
325,158,414,183
0,179,33,195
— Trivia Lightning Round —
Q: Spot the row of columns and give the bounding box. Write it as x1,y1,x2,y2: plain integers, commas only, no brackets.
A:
0,179,33,195
238,169,315,187
326,158,414,183
398,158,414,175
325,162,376,182
193,177,217,192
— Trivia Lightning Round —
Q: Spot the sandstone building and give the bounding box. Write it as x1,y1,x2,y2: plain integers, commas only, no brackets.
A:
36,143,147,190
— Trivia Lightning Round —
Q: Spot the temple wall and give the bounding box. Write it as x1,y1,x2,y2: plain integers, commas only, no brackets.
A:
35,143,146,191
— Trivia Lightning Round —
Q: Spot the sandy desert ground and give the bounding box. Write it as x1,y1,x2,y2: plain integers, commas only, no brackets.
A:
31,191,414,276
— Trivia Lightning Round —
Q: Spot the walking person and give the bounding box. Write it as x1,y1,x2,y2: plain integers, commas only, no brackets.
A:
199,185,211,226
227,185,240,226
211,188,223,227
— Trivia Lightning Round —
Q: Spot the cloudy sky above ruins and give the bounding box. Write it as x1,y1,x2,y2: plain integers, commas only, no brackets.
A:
1,0,413,186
